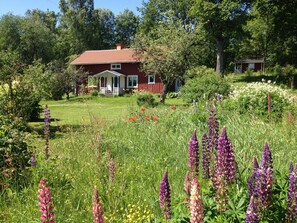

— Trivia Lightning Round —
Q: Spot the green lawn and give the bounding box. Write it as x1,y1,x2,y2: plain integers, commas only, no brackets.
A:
1,95,297,223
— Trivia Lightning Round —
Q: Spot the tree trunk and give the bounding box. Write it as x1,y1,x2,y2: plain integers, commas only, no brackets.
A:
216,38,224,75
159,82,169,104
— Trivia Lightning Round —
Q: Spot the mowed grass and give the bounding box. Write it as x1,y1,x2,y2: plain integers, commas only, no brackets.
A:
1,95,297,222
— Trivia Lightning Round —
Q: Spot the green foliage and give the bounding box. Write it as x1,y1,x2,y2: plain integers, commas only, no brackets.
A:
180,66,231,102
167,92,179,99
223,82,294,119
0,115,31,190
90,90,98,97
136,92,156,107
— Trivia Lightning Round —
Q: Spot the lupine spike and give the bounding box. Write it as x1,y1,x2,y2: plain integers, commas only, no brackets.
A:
248,158,259,198
189,130,199,178
160,171,171,220
202,133,210,179
253,157,259,171
93,188,104,223
184,171,191,196
286,163,297,222
260,142,273,173
246,196,260,223
38,178,55,223
208,108,219,151
190,178,204,223
44,105,51,160
217,127,236,184
109,158,115,182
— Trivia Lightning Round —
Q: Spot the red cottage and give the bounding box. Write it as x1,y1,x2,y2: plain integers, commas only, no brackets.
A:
234,59,265,74
70,44,163,95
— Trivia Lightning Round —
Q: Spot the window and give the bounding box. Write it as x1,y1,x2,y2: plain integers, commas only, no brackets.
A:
100,77,106,87
88,76,97,88
148,75,155,84
248,63,255,70
111,64,121,70
127,75,138,88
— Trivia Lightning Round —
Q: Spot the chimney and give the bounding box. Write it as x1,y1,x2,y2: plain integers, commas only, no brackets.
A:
116,43,125,50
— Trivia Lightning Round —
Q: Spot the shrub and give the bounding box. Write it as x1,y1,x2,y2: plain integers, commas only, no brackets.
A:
223,82,295,119
180,66,231,103
90,90,99,97
167,92,179,98
136,92,156,107
0,82,42,121
0,115,32,189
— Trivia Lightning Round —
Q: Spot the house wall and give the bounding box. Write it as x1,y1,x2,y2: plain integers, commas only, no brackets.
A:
77,63,163,94
242,63,263,73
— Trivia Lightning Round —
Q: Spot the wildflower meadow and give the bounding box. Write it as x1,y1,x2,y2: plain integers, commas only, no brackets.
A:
0,92,297,222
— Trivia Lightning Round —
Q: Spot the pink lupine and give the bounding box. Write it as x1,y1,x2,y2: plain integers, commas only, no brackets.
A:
184,171,191,196
190,178,204,223
93,188,104,223
38,178,54,223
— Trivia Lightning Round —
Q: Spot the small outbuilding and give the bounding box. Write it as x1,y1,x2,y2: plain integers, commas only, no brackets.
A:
234,59,265,74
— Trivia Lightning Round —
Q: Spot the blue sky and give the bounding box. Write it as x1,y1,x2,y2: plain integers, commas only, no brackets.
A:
0,0,144,17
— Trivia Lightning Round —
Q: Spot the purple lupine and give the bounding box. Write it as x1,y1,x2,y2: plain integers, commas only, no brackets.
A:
260,142,273,174
286,163,297,222
253,168,268,211
38,178,54,223
208,108,219,151
248,158,259,198
202,133,210,179
190,178,204,223
44,105,51,160
246,196,260,223
93,188,104,223
160,171,171,220
217,127,236,184
109,158,115,182
30,154,37,167
189,130,199,178
253,157,259,171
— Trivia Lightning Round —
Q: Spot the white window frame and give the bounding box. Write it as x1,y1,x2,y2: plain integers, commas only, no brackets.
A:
148,75,155,84
111,64,121,70
127,75,138,88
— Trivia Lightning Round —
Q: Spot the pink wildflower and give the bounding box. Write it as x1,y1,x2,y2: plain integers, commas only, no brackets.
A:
38,178,55,223
93,188,104,223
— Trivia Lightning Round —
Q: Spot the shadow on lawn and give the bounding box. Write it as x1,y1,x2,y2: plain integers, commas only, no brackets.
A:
28,120,84,140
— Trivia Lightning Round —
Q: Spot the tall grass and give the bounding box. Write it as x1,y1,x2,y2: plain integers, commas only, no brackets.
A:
0,98,297,222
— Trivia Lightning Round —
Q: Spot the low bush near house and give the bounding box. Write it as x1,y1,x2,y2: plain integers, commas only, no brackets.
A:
180,66,231,102
136,91,156,107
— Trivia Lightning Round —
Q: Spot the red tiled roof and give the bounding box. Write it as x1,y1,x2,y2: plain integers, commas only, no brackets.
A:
70,48,139,65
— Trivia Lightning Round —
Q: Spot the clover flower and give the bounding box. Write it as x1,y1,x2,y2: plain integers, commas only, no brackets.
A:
38,178,54,223
189,130,199,178
159,171,171,220
93,188,104,223
202,133,210,179
190,178,204,223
